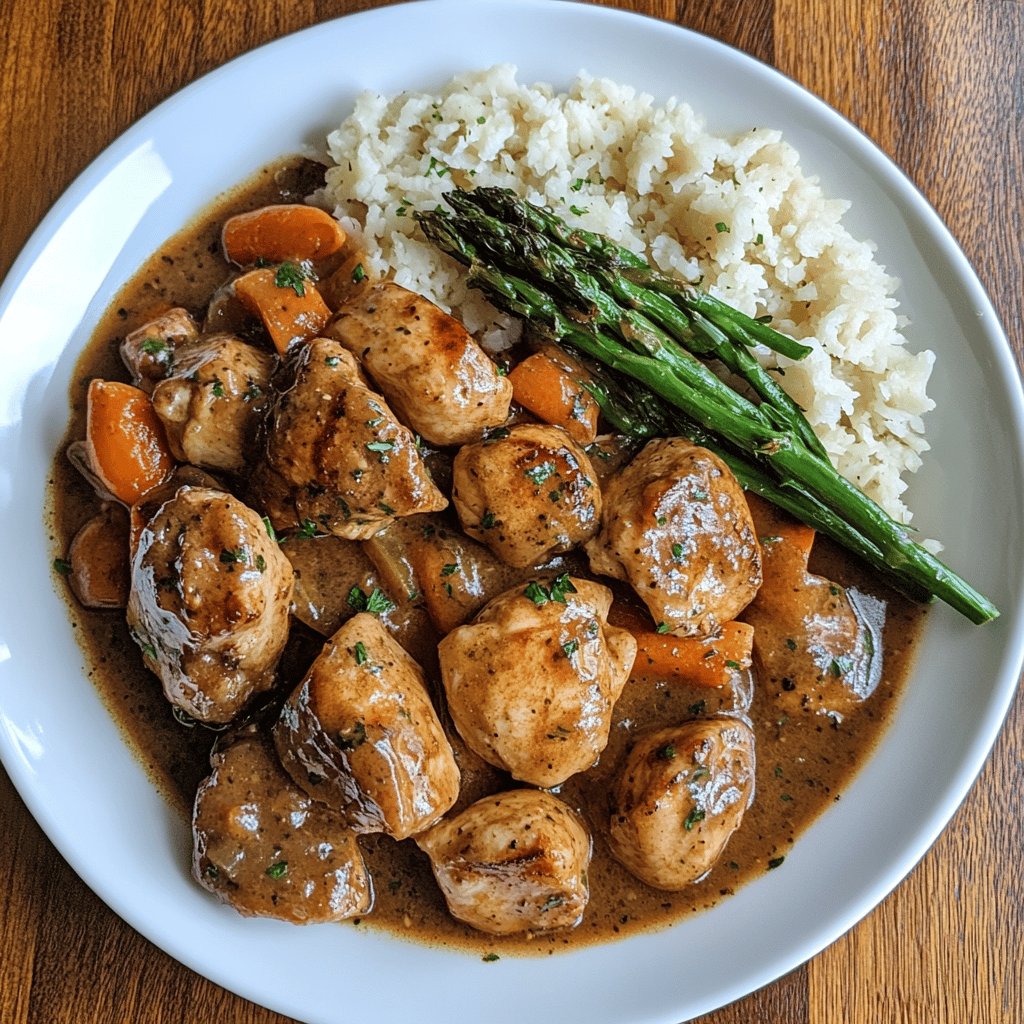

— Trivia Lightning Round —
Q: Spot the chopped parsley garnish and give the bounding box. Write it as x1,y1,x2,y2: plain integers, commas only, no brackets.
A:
352,262,366,283
671,542,684,560
656,743,676,761
262,516,277,541
725,659,741,670
377,501,395,515
683,807,706,831
266,861,288,879
476,116,487,125
254,554,267,573
524,460,556,485
785,637,797,651
774,765,784,778
780,793,793,802
523,581,549,605
655,622,670,634
755,232,764,245
275,261,307,296
829,657,852,678
219,547,247,565
242,381,262,403
562,639,579,660
140,337,167,355
569,204,589,216
523,573,580,607
325,355,340,367
425,155,451,178
688,699,706,716
480,511,498,530
353,642,368,666
656,515,667,526
53,557,72,576
440,563,459,577
484,426,510,442
715,221,729,233
767,856,785,870
366,439,395,462
297,518,319,539
570,178,586,192
482,953,500,962
347,585,395,616
210,377,225,398
541,895,565,912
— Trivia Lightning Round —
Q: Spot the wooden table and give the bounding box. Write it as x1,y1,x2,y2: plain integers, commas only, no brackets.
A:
1,1,1021,1021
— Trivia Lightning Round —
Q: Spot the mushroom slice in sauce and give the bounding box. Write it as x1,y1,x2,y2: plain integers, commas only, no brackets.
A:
265,340,447,541
273,612,460,840
438,576,636,788
740,495,883,722
66,503,131,609
328,281,513,446
151,333,275,475
192,729,372,923
452,423,602,569
607,717,756,890
126,485,294,724
415,788,592,936
586,438,762,637
120,307,199,393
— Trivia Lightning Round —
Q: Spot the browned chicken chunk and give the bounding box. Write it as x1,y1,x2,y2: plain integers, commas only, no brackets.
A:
120,307,199,392
266,340,447,541
192,729,372,923
151,333,275,474
438,576,636,787
452,423,601,568
415,789,592,935
607,718,755,889
127,486,294,723
328,282,512,446
273,612,460,840
587,438,762,636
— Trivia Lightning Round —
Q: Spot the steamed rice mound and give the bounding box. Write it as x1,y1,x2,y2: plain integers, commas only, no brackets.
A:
324,65,934,525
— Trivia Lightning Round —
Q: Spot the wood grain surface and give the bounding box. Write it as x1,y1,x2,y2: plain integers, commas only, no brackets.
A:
1,1,1021,1021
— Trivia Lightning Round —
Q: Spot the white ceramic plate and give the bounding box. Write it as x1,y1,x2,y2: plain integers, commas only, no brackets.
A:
1,2,1021,1021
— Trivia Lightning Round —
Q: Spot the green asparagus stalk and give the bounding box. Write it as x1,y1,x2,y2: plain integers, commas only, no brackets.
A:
416,200,998,623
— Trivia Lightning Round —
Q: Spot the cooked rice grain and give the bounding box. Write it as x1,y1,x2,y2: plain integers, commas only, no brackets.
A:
324,65,934,524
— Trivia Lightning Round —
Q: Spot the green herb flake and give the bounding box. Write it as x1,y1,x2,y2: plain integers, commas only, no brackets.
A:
262,516,277,541
476,115,487,125
337,720,367,750
780,793,793,802
767,856,785,870
243,381,262,403
425,155,451,178
562,639,579,660
656,743,676,761
715,221,730,233
724,659,741,670
297,519,319,539
377,502,396,516
688,699,706,716
275,261,307,296
140,337,167,355
523,581,550,606
656,622,670,635
755,232,764,245
53,557,73,576
569,204,589,216
524,460,556,486
482,953,500,962
347,585,396,616
266,861,288,880
440,563,460,577
352,262,366,283
255,554,267,573
570,178,586,192
671,542,683,560
353,642,368,666
480,511,498,530
484,426,510,442
219,547,248,565
683,807,706,831
548,573,577,604
210,377,225,398
366,440,395,462
785,637,797,651
541,895,565,912
325,355,340,367
656,515,667,526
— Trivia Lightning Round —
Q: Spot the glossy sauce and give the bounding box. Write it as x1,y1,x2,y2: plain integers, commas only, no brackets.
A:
46,157,925,956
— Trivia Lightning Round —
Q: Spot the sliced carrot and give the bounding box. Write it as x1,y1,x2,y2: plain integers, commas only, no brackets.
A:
744,492,816,584
508,351,599,445
222,204,346,266
85,380,175,505
233,267,332,355
608,601,754,687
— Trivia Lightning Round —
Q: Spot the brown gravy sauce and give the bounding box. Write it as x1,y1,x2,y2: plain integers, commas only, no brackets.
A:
47,157,926,957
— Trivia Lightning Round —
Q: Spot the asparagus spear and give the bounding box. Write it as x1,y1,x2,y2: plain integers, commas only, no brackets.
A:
416,200,998,624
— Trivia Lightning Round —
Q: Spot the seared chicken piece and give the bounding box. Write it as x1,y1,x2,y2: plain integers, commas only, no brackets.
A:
741,495,882,721
415,788,591,935
328,282,512,446
151,333,275,474
120,307,199,393
607,718,755,890
273,612,459,840
587,438,762,637
438,576,636,787
127,486,294,724
452,423,601,568
193,729,372,923
266,340,447,541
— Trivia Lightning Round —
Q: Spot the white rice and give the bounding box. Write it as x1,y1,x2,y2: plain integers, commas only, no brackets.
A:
323,64,934,525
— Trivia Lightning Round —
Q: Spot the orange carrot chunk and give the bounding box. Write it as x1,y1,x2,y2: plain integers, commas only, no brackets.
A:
85,379,175,505
508,351,600,445
222,204,346,266
233,266,332,355
608,601,754,687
